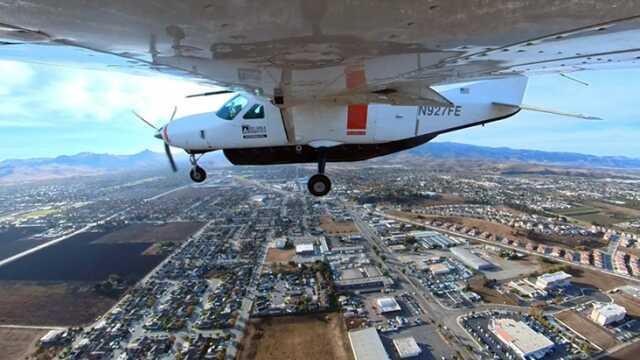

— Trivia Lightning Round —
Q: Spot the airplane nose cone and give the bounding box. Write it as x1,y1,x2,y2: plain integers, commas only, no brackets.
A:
154,130,163,140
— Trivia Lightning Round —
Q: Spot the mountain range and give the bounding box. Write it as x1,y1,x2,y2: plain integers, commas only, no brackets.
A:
1,142,639,184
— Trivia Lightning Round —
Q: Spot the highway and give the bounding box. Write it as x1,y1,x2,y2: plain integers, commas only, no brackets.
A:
0,183,192,269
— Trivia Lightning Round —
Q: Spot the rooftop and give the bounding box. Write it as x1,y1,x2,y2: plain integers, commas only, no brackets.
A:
348,327,390,360
376,297,401,313
538,271,572,283
393,337,421,358
491,318,554,356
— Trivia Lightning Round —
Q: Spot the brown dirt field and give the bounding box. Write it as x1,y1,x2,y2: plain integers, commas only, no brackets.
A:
611,293,640,318
0,281,115,326
565,267,635,291
320,216,359,235
93,222,204,244
555,310,619,350
265,248,295,263
237,314,354,360
604,340,640,359
468,275,518,305
0,328,46,360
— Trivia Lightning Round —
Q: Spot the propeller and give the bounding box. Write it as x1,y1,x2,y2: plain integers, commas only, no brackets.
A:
132,106,179,172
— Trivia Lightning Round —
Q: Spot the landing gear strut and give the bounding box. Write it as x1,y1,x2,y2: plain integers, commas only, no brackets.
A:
188,154,207,183
307,148,331,197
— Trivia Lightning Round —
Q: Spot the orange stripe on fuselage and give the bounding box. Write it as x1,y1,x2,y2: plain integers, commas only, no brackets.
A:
347,104,368,135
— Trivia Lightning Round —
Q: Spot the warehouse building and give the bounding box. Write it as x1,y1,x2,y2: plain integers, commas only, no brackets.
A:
590,303,626,325
412,231,460,248
428,263,450,275
489,318,554,359
295,243,315,255
450,247,492,270
348,327,390,360
376,297,401,314
535,271,572,290
393,337,421,358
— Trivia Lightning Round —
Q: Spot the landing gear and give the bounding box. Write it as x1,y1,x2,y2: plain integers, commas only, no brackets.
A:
307,147,332,197
188,154,207,183
307,174,331,196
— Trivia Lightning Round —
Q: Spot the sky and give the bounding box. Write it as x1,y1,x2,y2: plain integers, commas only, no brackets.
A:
0,59,639,160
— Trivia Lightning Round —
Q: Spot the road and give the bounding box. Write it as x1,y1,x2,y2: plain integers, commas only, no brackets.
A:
349,207,487,359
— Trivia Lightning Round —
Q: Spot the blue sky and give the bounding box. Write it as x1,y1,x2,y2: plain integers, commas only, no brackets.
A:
0,59,639,160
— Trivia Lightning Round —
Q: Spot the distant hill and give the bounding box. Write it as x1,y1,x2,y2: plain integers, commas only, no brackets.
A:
1,142,638,184
408,142,640,169
0,150,230,184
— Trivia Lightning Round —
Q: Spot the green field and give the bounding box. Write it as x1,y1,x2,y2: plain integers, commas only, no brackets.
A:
553,202,639,227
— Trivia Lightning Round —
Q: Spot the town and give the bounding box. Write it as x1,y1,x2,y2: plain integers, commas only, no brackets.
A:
1,160,640,360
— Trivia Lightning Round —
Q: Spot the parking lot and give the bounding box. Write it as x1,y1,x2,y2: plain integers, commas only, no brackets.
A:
461,311,578,360
412,258,478,309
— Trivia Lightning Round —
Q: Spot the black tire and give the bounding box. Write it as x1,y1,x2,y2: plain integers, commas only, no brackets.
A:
189,166,207,183
307,174,331,196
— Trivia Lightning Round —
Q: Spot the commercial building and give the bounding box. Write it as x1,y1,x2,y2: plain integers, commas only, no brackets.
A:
335,266,390,292
393,337,421,358
590,303,626,325
535,271,572,290
376,297,401,314
450,247,492,270
508,280,546,298
348,327,390,360
412,231,460,248
428,263,450,275
295,243,315,255
489,318,554,359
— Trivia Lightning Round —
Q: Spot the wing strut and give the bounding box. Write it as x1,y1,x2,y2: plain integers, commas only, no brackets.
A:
493,102,602,120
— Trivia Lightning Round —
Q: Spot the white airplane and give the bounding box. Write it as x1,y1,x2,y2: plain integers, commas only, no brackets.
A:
0,1,634,196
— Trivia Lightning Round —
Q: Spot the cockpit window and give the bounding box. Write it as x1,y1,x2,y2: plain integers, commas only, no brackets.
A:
216,95,248,120
243,104,264,119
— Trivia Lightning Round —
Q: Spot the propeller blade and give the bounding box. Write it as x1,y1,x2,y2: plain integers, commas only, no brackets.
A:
169,106,178,122
132,111,159,130
164,143,178,172
185,90,233,98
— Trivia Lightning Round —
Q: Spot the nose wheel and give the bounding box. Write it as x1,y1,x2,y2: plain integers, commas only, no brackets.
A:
307,147,332,197
188,154,207,183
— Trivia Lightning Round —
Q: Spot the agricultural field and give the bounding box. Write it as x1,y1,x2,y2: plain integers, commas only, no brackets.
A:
0,231,164,282
0,327,46,360
0,281,115,326
0,226,47,261
93,222,204,244
553,201,640,226
555,310,619,350
237,314,353,360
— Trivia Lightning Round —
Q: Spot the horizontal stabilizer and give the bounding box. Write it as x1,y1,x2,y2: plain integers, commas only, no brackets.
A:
493,102,602,120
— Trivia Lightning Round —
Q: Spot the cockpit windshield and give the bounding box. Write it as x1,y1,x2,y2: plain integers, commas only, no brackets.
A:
216,95,248,120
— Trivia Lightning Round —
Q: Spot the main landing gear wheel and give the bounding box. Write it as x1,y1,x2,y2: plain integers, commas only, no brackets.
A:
307,174,331,197
189,165,207,183
307,147,332,197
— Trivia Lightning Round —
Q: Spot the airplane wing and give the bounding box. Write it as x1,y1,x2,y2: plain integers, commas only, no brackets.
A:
2,1,640,106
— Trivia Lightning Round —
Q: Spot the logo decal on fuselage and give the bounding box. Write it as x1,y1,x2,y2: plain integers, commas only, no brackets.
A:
242,124,267,139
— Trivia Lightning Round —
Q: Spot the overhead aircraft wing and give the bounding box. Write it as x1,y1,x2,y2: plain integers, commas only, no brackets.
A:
2,1,640,105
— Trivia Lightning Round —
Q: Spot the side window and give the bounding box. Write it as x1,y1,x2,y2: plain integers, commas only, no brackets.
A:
243,104,264,119
216,95,248,120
